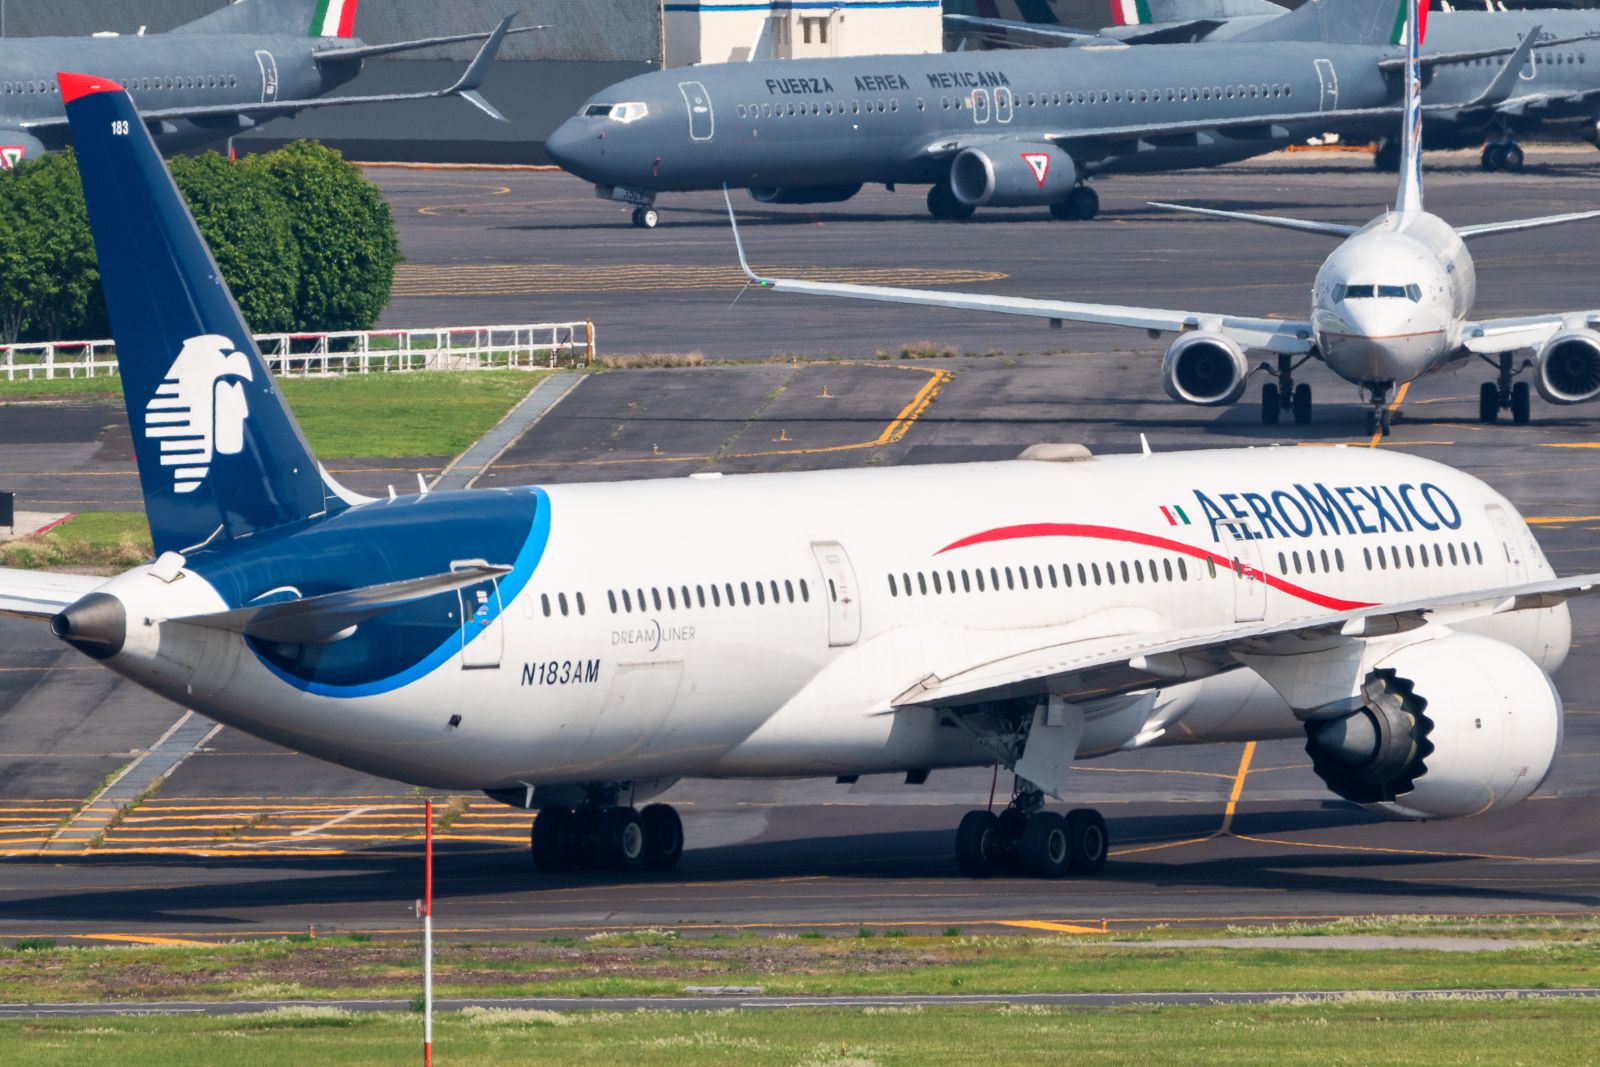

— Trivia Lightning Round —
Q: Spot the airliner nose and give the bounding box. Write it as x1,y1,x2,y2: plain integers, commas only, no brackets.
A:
544,118,594,174
51,592,126,660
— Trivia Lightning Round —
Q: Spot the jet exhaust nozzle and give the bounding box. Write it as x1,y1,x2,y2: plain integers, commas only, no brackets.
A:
51,592,127,660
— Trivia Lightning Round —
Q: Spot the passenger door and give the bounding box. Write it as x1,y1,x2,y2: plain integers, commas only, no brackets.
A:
453,559,504,669
255,50,280,104
1314,58,1337,112
811,541,861,646
1485,503,1526,582
678,80,714,142
1219,522,1266,623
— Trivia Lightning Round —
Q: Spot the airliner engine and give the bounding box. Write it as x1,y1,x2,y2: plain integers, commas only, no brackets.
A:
1161,331,1249,406
949,144,1076,207
1534,329,1600,404
1303,633,1562,820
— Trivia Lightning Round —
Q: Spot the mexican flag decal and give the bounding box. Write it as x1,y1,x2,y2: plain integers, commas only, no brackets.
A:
1022,152,1051,187
309,0,359,38
1160,504,1192,527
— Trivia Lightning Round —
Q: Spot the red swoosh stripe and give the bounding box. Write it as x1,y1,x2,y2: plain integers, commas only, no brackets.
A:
936,523,1376,612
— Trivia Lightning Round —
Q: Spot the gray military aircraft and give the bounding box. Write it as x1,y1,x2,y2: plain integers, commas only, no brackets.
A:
544,0,1572,229
0,0,521,168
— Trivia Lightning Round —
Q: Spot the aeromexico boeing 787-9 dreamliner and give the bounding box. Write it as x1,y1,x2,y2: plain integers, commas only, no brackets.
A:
3,70,1596,878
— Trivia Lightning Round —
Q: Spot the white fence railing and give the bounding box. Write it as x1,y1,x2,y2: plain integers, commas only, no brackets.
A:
0,322,596,381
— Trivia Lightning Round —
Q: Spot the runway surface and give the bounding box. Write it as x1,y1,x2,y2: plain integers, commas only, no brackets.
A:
4,149,1600,941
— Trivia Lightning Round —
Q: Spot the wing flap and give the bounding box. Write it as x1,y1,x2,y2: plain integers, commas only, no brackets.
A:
894,572,1600,710
0,569,110,621
171,564,510,645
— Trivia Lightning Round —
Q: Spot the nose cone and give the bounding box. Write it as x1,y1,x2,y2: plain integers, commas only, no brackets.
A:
1317,301,1448,384
544,117,599,178
51,592,126,661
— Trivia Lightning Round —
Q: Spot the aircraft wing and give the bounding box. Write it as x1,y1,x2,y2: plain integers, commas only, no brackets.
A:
0,569,110,622
893,571,1600,710
724,191,1315,354
1461,311,1600,356
24,14,514,132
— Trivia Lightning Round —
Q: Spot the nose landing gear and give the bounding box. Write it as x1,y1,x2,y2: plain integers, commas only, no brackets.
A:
1259,354,1314,425
531,802,684,872
1362,381,1396,436
954,784,1108,879
631,205,660,229
1477,352,1533,424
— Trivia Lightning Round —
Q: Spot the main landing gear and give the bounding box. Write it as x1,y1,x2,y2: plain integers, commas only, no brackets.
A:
1048,185,1099,222
1480,140,1525,173
927,182,977,221
954,784,1108,879
531,802,684,872
1362,381,1396,436
1478,352,1533,424
1259,353,1314,426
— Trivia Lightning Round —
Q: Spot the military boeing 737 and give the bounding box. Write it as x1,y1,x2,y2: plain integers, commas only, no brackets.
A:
0,0,520,167
3,66,1597,880
729,4,1600,434
546,0,1579,228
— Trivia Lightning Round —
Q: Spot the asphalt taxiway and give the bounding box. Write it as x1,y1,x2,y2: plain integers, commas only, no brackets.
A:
3,150,1600,941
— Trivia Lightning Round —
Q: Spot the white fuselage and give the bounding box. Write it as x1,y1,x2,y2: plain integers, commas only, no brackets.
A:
1311,211,1475,387
89,447,1565,792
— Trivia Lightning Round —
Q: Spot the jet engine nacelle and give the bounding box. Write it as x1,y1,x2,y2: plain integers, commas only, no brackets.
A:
748,183,863,205
1304,633,1562,820
949,144,1077,207
1534,329,1600,404
1160,331,1249,406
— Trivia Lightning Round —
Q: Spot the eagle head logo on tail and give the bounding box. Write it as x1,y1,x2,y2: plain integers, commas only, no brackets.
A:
143,334,255,494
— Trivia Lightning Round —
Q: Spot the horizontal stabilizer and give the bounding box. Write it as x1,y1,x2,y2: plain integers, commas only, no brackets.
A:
1147,201,1358,237
0,569,111,622
1456,209,1600,240
313,25,541,63
171,564,510,644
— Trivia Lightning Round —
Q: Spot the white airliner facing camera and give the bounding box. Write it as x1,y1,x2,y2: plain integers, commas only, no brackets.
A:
4,69,1596,881
729,4,1600,436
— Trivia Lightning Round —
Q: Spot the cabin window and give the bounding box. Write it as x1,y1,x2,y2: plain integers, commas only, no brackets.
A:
607,590,618,613
1448,543,1458,565
1163,559,1174,581
711,584,722,607
1134,560,1145,582
785,579,795,602
622,589,634,612
1092,563,1103,585
975,568,986,592
541,594,551,617
741,581,751,606
903,572,913,595
1048,564,1058,588
800,579,810,602
1178,559,1188,580
962,570,972,593
665,587,677,609
917,573,928,595
932,571,943,594
558,593,569,616
1120,561,1131,583
1018,567,1029,590
917,97,925,111
756,582,766,605
1390,546,1402,569
888,574,898,597
1278,552,1288,573
1206,558,1217,578
696,585,707,607
1474,541,1484,564
1292,552,1302,575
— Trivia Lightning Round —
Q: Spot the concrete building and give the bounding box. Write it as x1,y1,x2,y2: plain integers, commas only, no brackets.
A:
664,0,942,67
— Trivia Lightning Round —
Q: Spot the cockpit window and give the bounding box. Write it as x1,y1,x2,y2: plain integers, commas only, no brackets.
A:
1335,283,1421,302
581,101,649,123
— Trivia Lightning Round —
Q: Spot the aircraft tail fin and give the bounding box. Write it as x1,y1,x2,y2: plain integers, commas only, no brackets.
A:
1394,0,1425,217
174,0,359,38
1235,0,1406,44
58,72,337,557
1119,0,1283,24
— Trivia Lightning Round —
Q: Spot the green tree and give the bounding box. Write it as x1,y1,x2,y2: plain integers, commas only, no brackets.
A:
0,151,101,343
255,140,401,332
172,152,300,334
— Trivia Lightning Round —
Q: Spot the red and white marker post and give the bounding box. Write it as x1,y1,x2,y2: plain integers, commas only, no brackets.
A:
423,798,434,1067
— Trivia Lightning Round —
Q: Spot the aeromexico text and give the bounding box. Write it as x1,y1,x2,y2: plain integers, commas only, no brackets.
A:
764,70,1010,96
1194,482,1463,543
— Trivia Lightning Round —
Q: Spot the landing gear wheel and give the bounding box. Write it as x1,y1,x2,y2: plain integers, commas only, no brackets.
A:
631,206,659,229
1365,409,1378,436
1261,382,1281,424
1501,143,1525,172
639,803,684,870
1479,381,1500,423
1065,809,1109,875
927,184,975,220
594,806,645,871
1481,143,1506,172
1068,185,1099,220
1380,407,1393,436
1292,383,1313,425
955,810,1003,878
1374,140,1400,172
1511,380,1532,424
994,808,1028,873
531,806,574,873
1021,812,1071,878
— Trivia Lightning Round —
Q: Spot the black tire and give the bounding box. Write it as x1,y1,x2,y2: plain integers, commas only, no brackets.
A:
1511,380,1532,424
531,806,573,873
1481,144,1504,172
1380,408,1393,437
1374,141,1400,172
1049,200,1075,221
1066,809,1109,875
955,810,1002,878
640,803,684,870
927,184,974,220
1261,382,1281,424
1479,381,1500,423
994,808,1028,872
1293,383,1313,425
1021,812,1071,878
1365,409,1378,436
1068,185,1099,221
594,807,645,871
1501,144,1525,172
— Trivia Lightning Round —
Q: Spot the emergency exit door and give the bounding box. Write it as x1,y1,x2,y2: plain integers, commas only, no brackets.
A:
811,541,861,646
679,81,714,142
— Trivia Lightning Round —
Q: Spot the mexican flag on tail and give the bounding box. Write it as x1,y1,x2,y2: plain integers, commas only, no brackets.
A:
309,0,359,38
1389,0,1429,46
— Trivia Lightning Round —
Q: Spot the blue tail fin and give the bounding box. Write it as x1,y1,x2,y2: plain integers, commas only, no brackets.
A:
60,72,336,556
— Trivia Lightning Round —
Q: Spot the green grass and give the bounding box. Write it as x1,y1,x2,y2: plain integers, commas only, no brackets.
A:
2,927,1597,1004
0,511,150,571
0,370,546,458
4,1000,1599,1066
